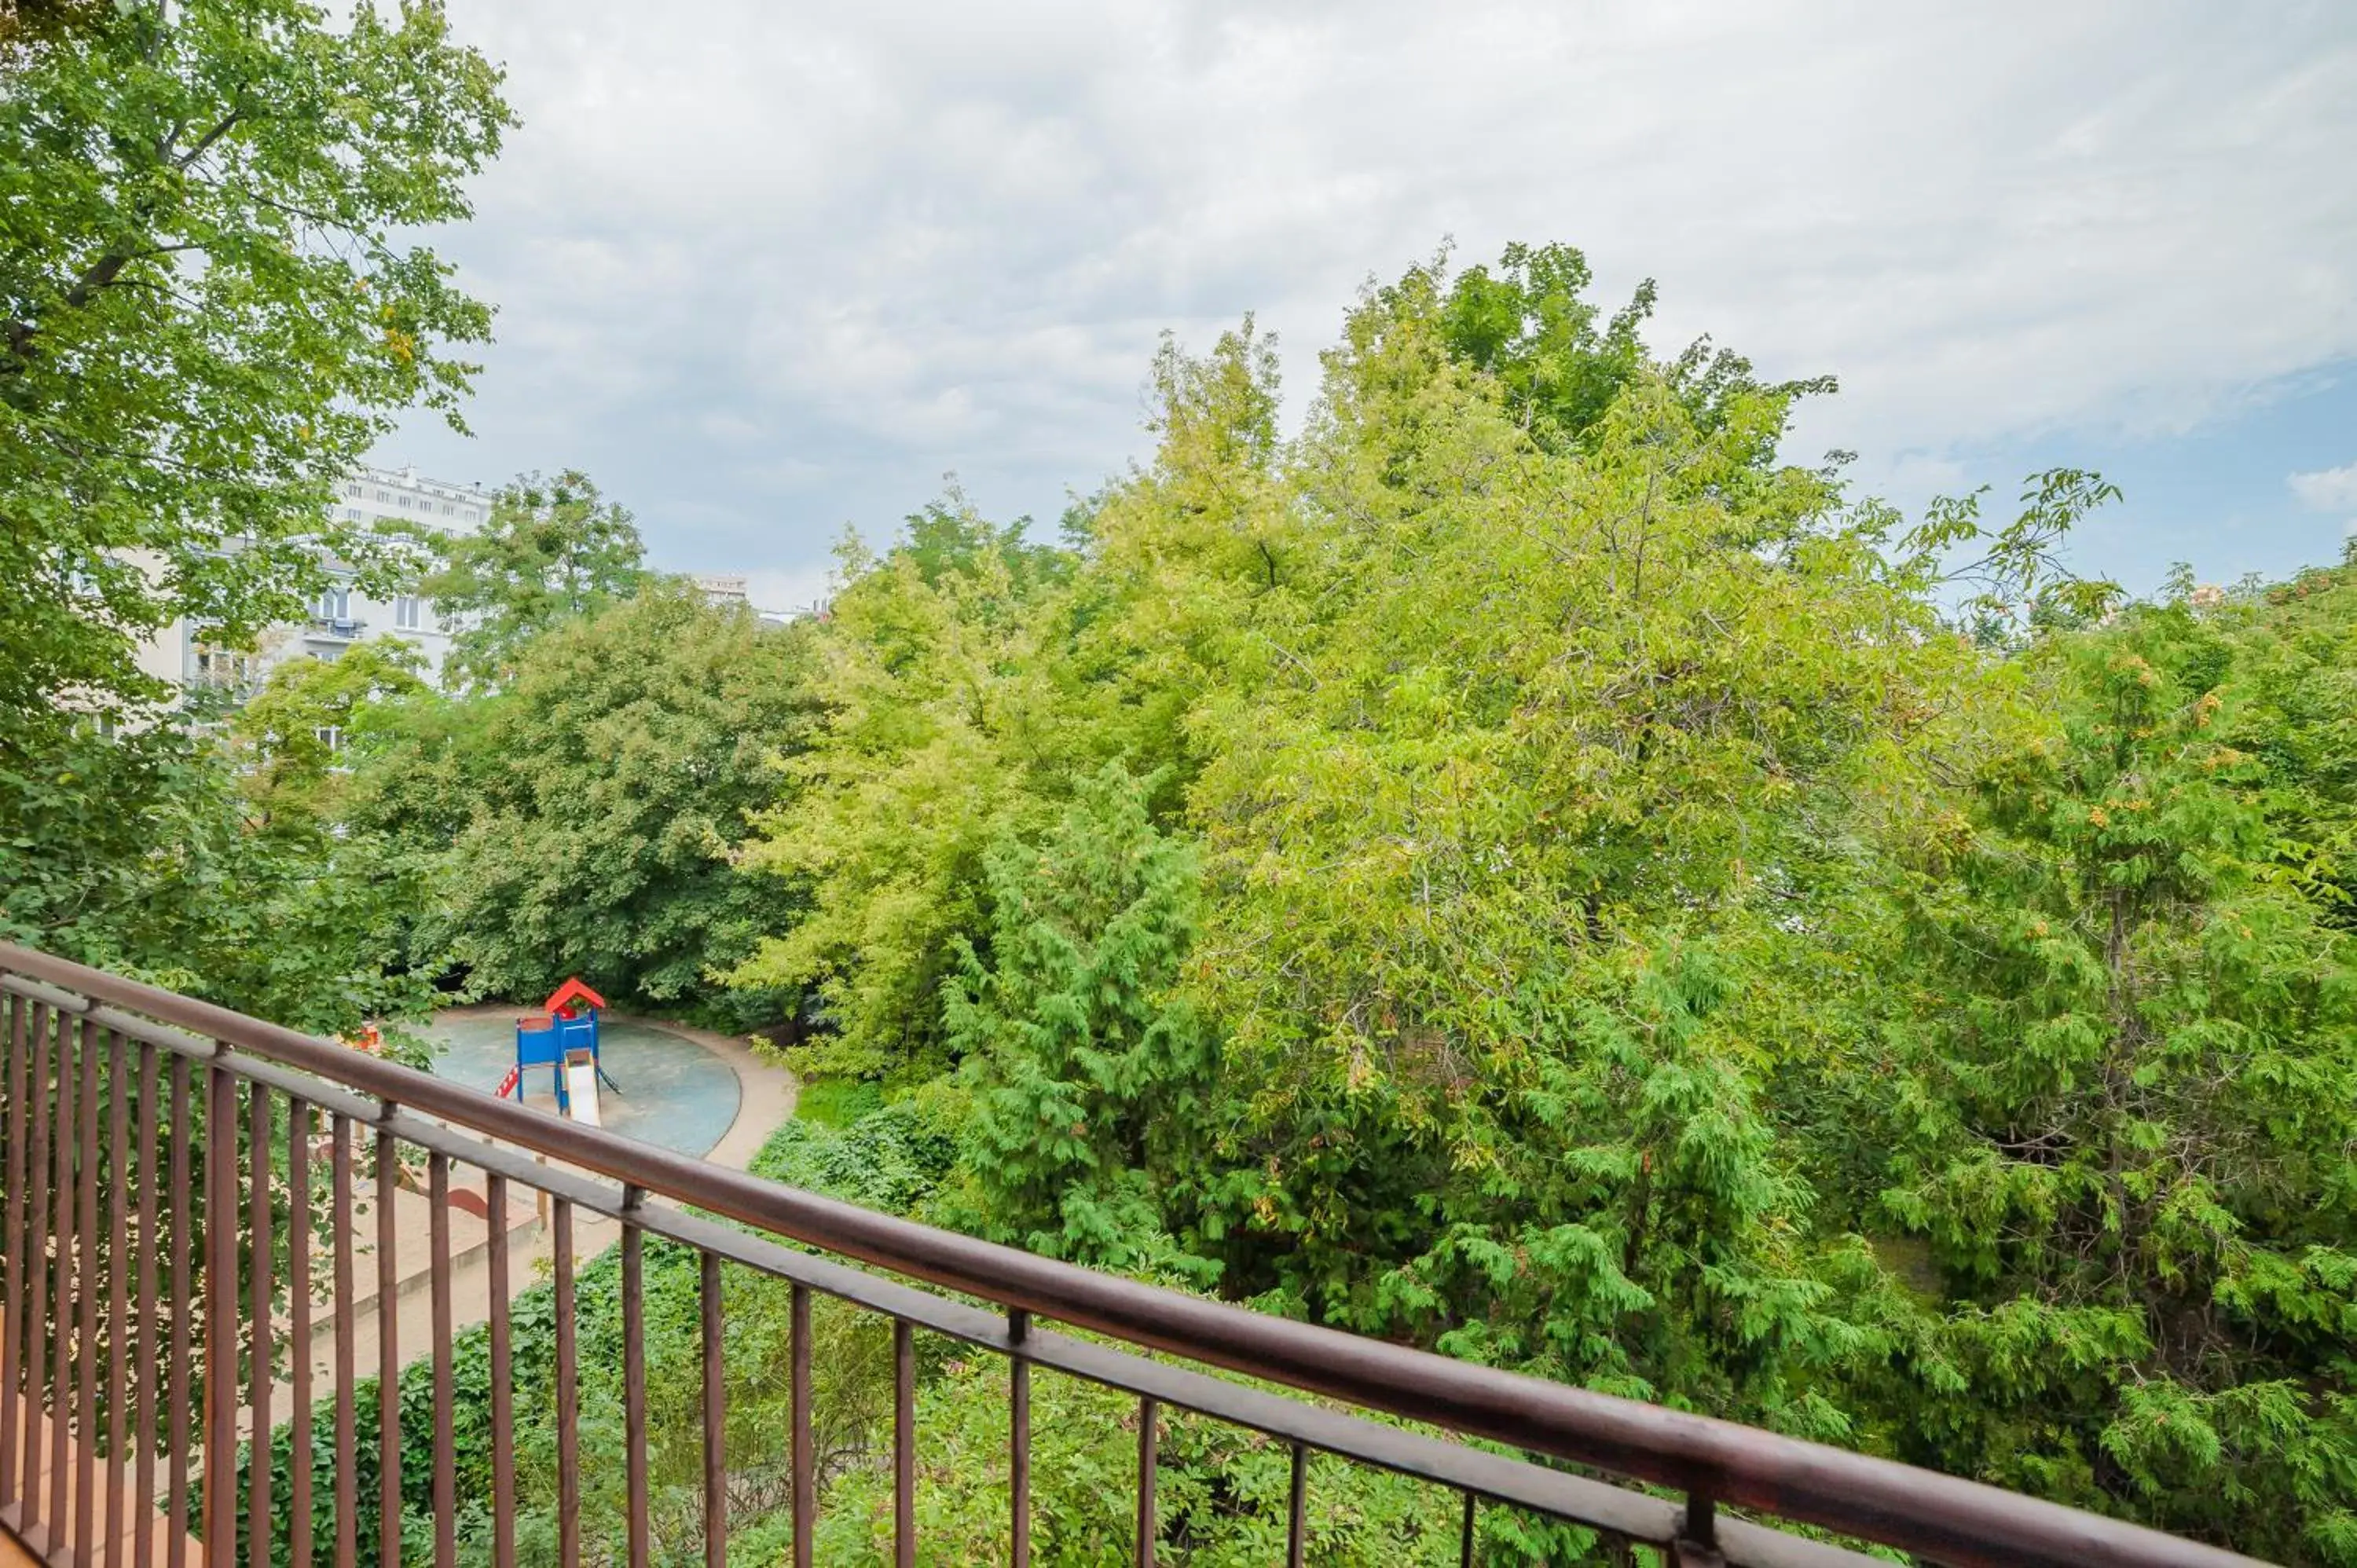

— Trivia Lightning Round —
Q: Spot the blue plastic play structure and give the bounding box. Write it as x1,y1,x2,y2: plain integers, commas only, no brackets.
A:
512,977,620,1116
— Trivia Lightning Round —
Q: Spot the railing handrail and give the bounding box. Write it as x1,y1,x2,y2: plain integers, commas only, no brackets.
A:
0,941,2268,1568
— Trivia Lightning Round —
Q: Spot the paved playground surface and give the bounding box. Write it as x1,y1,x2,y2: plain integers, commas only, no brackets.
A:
425,1010,745,1159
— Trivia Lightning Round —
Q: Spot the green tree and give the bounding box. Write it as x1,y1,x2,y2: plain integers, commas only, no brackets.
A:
227,638,429,829
0,0,511,720
1853,602,2357,1562
728,337,1286,1080
731,496,1078,1076
2208,552,2357,920
1434,240,1835,460
0,0,506,1031
401,584,814,1017
0,713,434,1034
939,764,1215,1275
1155,291,1936,1446
416,467,650,690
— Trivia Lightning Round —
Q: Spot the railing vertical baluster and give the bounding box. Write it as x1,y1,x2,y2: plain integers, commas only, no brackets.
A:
430,1152,455,1568
893,1317,914,1568
247,1082,275,1568
288,1097,313,1568
790,1282,812,1568
331,1115,357,1568
376,1119,401,1568
204,1061,237,1568
552,1198,580,1568
71,1022,99,1563
1459,1489,1476,1568
702,1251,727,1568
74,1024,100,1565
487,1172,515,1568
1286,1443,1307,1568
622,1187,649,1568
0,996,26,1519
1135,1394,1158,1568
105,1028,130,1566
164,1054,191,1568
20,1002,50,1541
1008,1307,1030,1568
52,1016,79,1543
1677,1489,1719,1568
133,1042,159,1568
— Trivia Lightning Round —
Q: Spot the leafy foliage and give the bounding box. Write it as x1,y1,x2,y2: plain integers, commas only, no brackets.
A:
244,1232,886,1568
1434,239,1835,456
717,245,2357,1559
0,0,504,1033
0,0,510,720
937,764,1214,1275
0,709,434,1034
731,494,1077,1075
228,638,431,829
354,582,815,1020
1849,595,2357,1561
815,1354,1476,1567
416,467,651,692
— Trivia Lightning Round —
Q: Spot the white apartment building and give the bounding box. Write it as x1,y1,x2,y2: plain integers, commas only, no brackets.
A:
691,573,748,607
167,463,497,695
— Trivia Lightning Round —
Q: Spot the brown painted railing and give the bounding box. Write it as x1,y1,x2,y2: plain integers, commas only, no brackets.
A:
0,942,2271,1568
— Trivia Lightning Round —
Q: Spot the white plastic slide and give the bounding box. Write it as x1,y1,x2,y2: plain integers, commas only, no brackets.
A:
564,1053,603,1128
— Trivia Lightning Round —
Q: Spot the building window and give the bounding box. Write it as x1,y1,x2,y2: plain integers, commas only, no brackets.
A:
376,489,391,503
317,584,351,621
344,482,361,498
192,643,257,690
394,595,423,631
314,725,344,753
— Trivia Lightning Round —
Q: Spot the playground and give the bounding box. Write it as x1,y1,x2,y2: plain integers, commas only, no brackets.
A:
422,991,750,1160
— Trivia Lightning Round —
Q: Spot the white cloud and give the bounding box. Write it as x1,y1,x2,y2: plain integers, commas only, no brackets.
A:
383,0,2357,580
2289,461,2357,511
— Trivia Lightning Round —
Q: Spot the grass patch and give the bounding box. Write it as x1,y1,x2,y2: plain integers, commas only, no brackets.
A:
794,1075,884,1129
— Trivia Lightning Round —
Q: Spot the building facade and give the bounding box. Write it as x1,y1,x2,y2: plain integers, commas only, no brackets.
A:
169,463,497,696
690,573,749,607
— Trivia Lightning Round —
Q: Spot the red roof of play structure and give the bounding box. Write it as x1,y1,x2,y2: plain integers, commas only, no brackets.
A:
541,978,607,1018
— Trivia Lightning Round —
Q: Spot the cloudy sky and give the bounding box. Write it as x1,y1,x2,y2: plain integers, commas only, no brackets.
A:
378,1,2357,612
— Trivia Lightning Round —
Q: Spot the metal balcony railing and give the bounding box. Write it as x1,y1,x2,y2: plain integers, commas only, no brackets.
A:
0,943,2269,1568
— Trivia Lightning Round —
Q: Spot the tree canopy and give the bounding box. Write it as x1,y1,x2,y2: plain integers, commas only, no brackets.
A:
0,0,511,720
373,583,816,1017
687,248,2357,1561
416,467,651,690
0,0,508,1033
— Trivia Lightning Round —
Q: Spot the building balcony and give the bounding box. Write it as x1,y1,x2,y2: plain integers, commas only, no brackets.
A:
303,615,365,643
0,944,2267,1568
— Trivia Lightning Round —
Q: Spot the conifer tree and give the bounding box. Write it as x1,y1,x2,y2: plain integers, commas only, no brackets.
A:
1862,601,2357,1561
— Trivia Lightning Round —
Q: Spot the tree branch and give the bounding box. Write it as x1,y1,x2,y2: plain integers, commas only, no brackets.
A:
175,107,242,169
